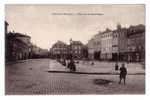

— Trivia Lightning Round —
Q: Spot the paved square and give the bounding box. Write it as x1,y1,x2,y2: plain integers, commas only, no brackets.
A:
5,59,145,95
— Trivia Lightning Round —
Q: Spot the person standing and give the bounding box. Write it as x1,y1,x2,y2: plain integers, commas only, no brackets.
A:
119,63,127,85
70,59,76,72
62,59,66,66
67,59,76,72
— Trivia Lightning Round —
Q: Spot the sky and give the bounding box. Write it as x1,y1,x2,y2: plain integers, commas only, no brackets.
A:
5,4,145,49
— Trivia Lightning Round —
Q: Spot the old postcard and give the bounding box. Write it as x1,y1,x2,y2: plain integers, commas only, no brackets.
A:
5,4,145,95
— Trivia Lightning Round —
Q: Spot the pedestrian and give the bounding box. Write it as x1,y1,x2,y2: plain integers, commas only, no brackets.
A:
62,59,66,66
115,62,119,71
91,61,94,65
119,63,127,85
67,59,70,68
68,59,76,72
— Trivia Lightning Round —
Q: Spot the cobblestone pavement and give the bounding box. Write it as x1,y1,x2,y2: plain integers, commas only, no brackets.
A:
5,59,145,95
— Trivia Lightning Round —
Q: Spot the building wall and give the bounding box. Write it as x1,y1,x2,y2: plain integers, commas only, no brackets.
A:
101,31,113,60
112,28,128,61
87,33,101,60
5,32,32,61
127,24,145,62
112,31,118,54
15,36,31,46
87,39,95,60
50,41,68,59
127,32,145,62
118,29,128,53
6,38,30,61
70,41,84,59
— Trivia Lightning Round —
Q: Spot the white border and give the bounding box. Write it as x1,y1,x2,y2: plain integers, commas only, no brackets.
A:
0,0,5,96
0,0,150,100
2,0,149,4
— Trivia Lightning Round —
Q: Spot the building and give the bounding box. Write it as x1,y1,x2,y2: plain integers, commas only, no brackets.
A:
112,24,128,61
50,41,68,59
82,45,88,59
5,32,32,61
31,45,41,57
101,28,113,60
30,45,49,58
127,24,145,62
87,32,101,60
37,48,49,58
70,39,84,59
87,23,145,62
87,38,95,60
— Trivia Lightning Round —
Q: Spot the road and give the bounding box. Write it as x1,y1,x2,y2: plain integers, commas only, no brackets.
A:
5,59,145,95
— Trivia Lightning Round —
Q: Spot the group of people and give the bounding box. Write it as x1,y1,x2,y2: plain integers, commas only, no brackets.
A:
115,63,128,85
60,59,128,85
61,59,76,72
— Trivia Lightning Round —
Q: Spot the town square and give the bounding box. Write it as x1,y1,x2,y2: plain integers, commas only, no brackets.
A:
5,5,145,95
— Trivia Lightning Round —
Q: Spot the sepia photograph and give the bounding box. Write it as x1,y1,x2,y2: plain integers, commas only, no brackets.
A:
5,4,145,95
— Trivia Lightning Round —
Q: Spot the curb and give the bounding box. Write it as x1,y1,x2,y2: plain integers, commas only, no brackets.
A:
47,70,145,75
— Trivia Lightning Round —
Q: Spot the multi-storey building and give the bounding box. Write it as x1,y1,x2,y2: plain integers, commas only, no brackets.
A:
50,41,68,59
87,33,101,60
87,24,145,62
127,24,145,62
101,28,113,60
70,39,84,59
6,32,32,61
87,38,95,60
112,24,128,61
82,45,88,59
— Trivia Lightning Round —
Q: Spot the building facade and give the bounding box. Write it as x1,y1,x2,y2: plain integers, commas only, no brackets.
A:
101,29,113,60
5,32,32,61
87,38,95,60
87,33,101,60
50,41,68,59
127,24,145,62
87,24,145,62
112,24,128,61
30,45,49,58
70,40,84,59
